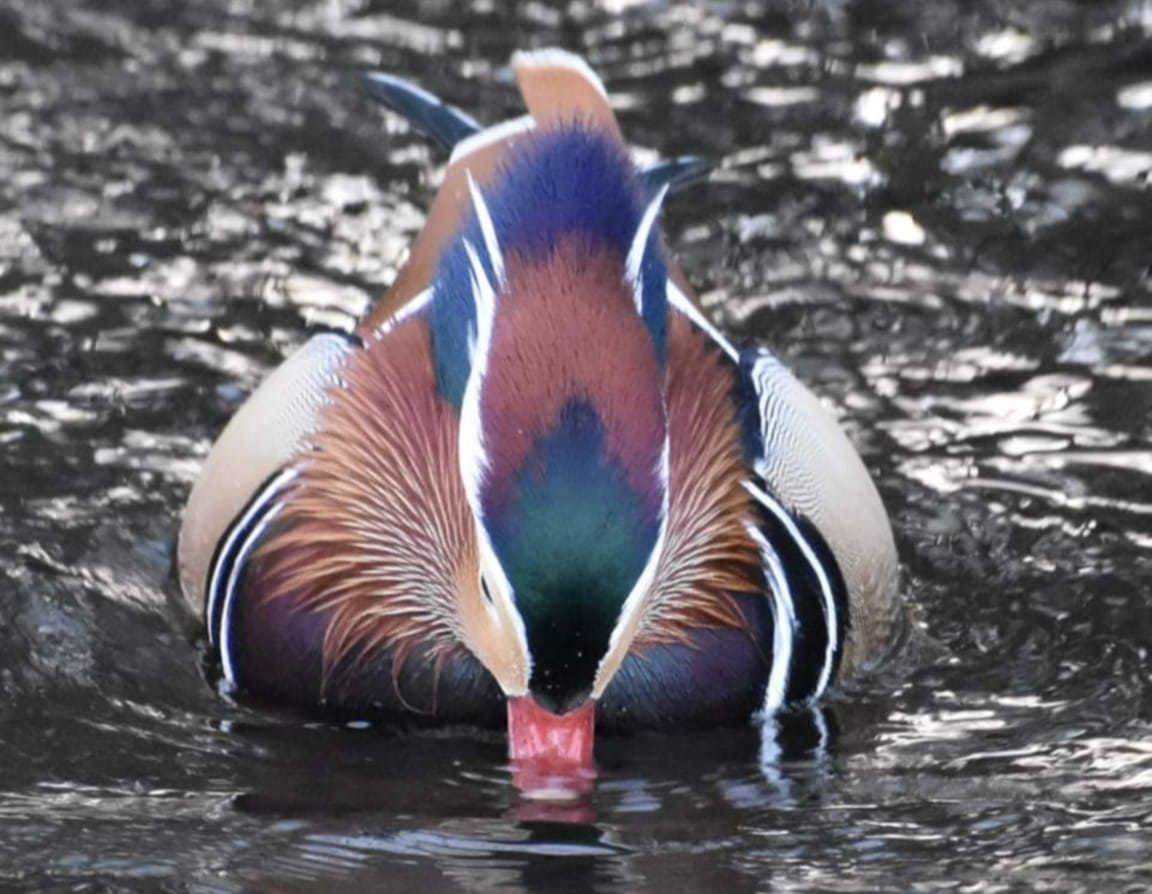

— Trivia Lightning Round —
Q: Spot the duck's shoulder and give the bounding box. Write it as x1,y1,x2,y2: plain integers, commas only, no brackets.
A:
178,331,359,615
736,345,901,677
661,287,901,692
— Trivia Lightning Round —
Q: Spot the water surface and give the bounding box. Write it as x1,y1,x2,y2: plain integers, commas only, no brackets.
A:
2,0,1151,890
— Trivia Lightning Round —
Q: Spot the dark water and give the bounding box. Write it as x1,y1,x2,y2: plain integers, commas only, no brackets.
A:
2,0,1151,890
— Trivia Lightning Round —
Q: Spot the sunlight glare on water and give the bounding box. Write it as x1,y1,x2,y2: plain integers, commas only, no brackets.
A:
1,0,1150,890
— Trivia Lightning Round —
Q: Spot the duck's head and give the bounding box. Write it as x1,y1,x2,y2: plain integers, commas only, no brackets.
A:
439,128,672,764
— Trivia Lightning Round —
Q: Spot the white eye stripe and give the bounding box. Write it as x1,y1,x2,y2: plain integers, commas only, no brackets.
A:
458,236,496,521
474,516,533,683
462,237,497,348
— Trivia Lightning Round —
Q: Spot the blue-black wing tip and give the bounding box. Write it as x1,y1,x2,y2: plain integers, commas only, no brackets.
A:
362,71,481,150
638,155,713,199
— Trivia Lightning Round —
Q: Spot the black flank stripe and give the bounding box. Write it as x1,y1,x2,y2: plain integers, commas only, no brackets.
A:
736,350,767,463
797,513,850,683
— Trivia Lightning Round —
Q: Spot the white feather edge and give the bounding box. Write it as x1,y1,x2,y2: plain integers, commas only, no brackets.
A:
624,183,668,314
743,507,797,713
510,47,609,100
455,236,532,685
666,279,740,361
590,434,671,698
372,286,433,338
466,172,505,286
449,114,536,165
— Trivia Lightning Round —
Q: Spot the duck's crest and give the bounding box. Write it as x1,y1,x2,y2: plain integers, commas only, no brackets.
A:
432,124,669,405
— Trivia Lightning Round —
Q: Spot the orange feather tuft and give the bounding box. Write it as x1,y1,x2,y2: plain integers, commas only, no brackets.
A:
251,318,475,697
634,313,762,647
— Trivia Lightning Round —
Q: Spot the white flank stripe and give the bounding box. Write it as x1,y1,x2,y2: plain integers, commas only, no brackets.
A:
466,172,505,286
744,518,796,712
624,184,668,314
219,496,290,688
666,280,740,361
206,467,298,646
744,480,840,703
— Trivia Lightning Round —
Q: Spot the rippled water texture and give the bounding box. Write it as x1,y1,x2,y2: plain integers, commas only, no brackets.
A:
2,0,1151,890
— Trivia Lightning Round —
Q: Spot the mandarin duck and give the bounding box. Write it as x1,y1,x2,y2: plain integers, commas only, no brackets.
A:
178,49,901,766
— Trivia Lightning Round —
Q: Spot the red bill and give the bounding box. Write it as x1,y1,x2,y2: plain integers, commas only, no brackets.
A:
506,696,596,766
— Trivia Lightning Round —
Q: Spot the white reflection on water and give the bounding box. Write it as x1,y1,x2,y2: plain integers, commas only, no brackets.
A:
1059,144,1152,185
854,86,902,127
194,31,324,61
749,38,819,68
881,210,926,246
790,137,882,187
1117,81,1152,109
974,28,1038,63
941,105,1030,137
744,86,820,107
855,56,963,85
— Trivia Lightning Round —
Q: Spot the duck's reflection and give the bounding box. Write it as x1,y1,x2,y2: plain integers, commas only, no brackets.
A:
508,704,855,821
510,757,598,824
218,701,892,892
225,702,859,818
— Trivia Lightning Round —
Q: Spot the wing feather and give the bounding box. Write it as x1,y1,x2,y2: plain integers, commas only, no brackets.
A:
178,333,354,613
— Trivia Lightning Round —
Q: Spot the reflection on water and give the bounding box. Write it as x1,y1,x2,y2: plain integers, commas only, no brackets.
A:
2,0,1151,890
